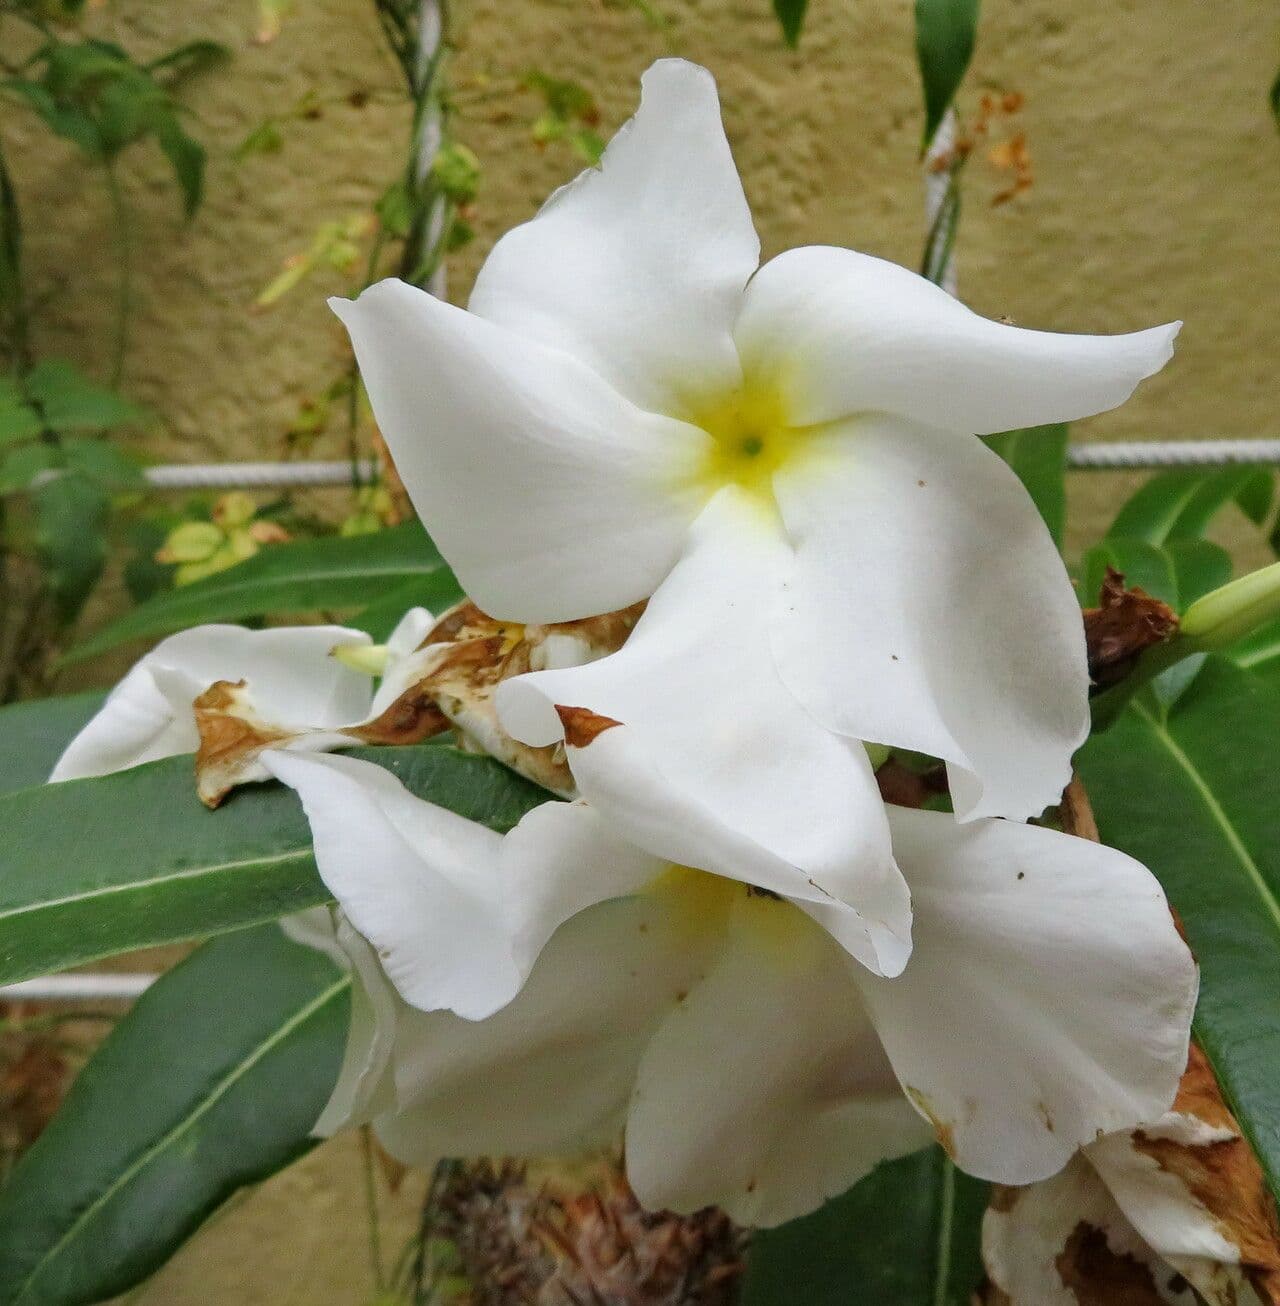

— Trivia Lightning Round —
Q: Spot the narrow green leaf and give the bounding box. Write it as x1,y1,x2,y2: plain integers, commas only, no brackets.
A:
0,378,43,444
65,523,461,664
0,925,349,1306
915,0,980,149
1107,471,1206,546
1169,467,1274,539
983,423,1068,547
1080,538,1178,609
1078,657,1280,1206
740,1147,987,1305
0,691,106,797
0,744,548,986
771,0,809,48
1166,538,1232,610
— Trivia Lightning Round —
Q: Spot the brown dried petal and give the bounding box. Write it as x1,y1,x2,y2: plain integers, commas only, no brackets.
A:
1083,568,1178,689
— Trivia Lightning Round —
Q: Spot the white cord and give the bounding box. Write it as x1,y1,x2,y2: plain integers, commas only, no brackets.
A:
0,973,158,1003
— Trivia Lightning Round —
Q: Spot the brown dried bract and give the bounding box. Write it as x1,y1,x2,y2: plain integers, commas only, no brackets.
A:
1083,567,1178,689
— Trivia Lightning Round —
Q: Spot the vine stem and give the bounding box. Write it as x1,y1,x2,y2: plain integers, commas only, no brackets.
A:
104,162,132,389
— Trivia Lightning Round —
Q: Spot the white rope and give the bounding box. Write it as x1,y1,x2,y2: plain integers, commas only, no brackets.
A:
1067,440,1280,469
1,973,158,1003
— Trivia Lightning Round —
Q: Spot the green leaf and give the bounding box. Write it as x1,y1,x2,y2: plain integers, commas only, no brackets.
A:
0,691,106,797
32,471,108,621
0,377,43,444
1166,538,1232,610
740,1147,987,1305
350,578,442,641
152,114,205,217
1107,471,1206,545
24,358,144,432
1271,65,1280,129
0,924,349,1306
915,0,980,149
59,435,145,488
1078,657,1280,1207
65,522,461,664
0,743,548,986
0,441,58,494
145,39,229,83
1169,468,1274,539
771,0,809,48
1080,538,1178,609
983,423,1067,547
1229,617,1280,686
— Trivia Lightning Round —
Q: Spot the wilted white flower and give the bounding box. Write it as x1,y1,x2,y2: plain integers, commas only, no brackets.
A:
334,57,1178,844
268,748,1196,1229
49,611,433,786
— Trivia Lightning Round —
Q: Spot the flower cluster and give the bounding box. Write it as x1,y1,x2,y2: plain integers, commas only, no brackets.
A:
55,60,1198,1229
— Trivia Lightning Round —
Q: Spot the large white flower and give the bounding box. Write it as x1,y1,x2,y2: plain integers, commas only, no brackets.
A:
267,749,1196,1229
333,57,1179,825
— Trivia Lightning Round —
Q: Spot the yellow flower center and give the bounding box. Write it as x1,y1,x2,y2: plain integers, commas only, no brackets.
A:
646,863,825,970
683,381,809,506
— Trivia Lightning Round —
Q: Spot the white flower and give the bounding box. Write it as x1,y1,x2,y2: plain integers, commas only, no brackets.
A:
267,749,1196,1229
333,58,1179,830
49,611,434,784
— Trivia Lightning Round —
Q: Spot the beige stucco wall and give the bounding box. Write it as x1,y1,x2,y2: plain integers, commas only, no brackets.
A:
6,1,1279,1298
7,0,1279,575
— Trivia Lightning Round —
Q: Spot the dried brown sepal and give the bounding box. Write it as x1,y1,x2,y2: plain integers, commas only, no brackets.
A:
343,684,449,746
421,1156,743,1306
1083,567,1179,690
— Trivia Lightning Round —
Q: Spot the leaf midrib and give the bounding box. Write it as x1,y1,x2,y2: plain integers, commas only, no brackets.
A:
0,846,312,925
10,973,351,1305
1133,700,1280,938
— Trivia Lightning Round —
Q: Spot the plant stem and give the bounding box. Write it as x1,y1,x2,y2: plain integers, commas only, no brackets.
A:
104,163,132,390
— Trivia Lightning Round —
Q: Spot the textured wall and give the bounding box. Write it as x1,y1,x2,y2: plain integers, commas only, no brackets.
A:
6,0,1278,567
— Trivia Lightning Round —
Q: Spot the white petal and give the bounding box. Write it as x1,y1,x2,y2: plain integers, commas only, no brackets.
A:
262,751,521,1021
500,800,666,975
1088,1126,1240,1257
497,487,911,976
626,891,931,1227
981,1156,1192,1306
331,279,708,623
372,892,716,1166
736,245,1178,432
856,808,1198,1185
771,419,1088,820
469,59,759,417
368,606,435,715
281,909,399,1134
50,624,372,781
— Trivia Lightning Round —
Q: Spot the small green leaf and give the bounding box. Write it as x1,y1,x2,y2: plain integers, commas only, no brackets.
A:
0,377,43,443
741,1147,987,1305
915,0,980,149
983,423,1067,547
0,744,548,986
65,522,461,664
1078,658,1280,1208
24,358,144,432
771,0,809,48
145,39,230,83
0,691,106,797
153,114,206,217
60,435,146,488
32,471,108,621
0,924,349,1306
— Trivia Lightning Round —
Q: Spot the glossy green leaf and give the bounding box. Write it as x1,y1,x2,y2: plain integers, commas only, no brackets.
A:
1078,657,1280,1205
0,924,349,1306
65,523,461,663
915,0,980,149
741,1147,987,1305
1107,468,1272,548
771,0,808,47
983,423,1068,547
0,743,548,986
1080,538,1178,609
0,691,106,797
1229,617,1280,687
